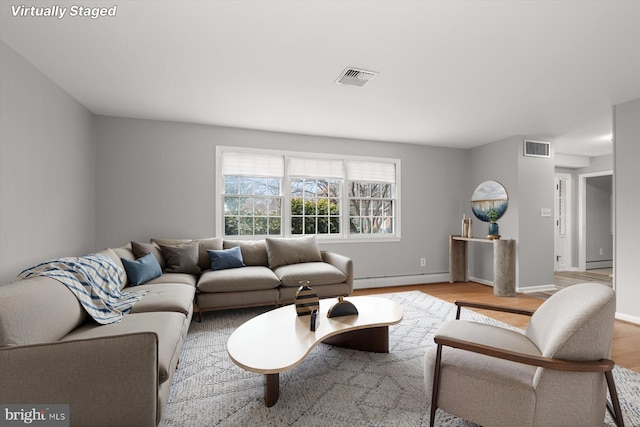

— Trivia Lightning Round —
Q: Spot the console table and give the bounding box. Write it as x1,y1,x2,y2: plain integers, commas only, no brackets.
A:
449,235,516,296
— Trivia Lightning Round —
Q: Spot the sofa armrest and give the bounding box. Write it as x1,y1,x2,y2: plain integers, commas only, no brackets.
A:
0,332,159,427
321,251,353,290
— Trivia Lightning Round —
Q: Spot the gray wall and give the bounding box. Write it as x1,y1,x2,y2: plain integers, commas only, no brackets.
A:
94,115,469,283
585,175,613,267
614,97,640,321
0,42,95,284
467,136,554,290
467,137,520,283
517,140,555,288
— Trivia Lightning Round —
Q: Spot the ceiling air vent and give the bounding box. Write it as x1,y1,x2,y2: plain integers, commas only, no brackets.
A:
335,67,378,87
523,140,551,158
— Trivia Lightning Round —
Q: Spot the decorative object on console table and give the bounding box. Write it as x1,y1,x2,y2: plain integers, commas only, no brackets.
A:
470,180,508,240
461,215,473,238
327,296,359,318
486,208,500,240
294,281,319,316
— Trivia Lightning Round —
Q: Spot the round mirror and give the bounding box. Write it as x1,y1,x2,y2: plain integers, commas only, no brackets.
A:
471,180,508,222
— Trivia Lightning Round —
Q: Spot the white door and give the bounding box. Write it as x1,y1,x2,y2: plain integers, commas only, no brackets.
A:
554,175,571,271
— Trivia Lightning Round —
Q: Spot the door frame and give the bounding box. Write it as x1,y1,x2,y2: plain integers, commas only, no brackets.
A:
554,173,572,271
578,170,613,271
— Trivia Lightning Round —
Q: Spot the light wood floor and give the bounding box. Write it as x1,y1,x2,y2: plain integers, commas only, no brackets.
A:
352,282,640,373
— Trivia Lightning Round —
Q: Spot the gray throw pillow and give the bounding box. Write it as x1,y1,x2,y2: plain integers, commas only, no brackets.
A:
159,242,201,275
131,241,166,270
265,235,322,269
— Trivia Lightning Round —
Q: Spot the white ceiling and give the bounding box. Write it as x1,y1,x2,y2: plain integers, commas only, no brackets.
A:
2,0,640,157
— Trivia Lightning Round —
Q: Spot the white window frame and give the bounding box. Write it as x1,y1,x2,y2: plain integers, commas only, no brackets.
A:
216,146,401,242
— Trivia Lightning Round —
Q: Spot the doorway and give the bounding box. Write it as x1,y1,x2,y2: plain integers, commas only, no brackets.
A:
578,171,613,273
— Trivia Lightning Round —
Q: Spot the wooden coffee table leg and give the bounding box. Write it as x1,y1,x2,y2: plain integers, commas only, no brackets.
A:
322,326,389,352
265,373,279,407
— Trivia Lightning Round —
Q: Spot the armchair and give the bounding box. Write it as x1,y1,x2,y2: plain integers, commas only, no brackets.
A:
424,282,624,427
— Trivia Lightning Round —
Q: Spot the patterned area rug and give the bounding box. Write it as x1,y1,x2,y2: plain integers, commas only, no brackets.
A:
159,291,640,426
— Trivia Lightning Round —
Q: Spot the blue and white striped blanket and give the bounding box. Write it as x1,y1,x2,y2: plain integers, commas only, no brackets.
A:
16,253,147,324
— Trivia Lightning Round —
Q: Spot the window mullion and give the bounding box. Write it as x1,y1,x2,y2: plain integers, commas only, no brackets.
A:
283,155,292,237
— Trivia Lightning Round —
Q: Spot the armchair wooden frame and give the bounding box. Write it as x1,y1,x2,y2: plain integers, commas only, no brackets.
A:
429,300,625,427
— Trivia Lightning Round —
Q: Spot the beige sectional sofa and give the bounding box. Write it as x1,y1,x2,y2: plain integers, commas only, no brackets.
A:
195,236,353,318
0,235,352,426
0,249,195,427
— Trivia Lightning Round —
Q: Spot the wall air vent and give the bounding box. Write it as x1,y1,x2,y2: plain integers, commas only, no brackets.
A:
523,140,551,158
335,67,378,87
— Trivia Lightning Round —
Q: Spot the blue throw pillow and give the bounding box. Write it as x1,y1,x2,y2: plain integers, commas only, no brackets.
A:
207,246,245,271
121,252,162,286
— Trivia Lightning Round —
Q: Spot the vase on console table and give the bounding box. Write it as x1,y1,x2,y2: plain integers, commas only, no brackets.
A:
488,222,500,240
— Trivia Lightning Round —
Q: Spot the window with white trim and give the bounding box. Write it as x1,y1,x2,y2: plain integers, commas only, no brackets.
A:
222,152,283,236
218,147,400,240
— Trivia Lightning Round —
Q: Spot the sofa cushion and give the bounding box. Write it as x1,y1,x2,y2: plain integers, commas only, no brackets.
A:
145,272,197,287
61,311,185,384
131,241,166,270
197,266,280,292
121,253,163,286
0,276,87,347
96,248,126,272
265,235,323,268
197,237,223,270
111,245,135,262
273,262,348,287
151,238,192,246
97,248,129,289
128,283,195,315
159,242,201,275
223,240,268,266
207,246,245,271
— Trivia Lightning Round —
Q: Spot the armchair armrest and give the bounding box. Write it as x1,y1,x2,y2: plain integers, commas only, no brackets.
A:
0,332,159,427
454,300,536,320
434,334,614,372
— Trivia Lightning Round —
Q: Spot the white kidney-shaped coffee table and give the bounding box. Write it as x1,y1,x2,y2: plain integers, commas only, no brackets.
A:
227,295,403,406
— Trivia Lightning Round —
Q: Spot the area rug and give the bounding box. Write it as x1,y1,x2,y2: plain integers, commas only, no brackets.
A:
159,291,640,426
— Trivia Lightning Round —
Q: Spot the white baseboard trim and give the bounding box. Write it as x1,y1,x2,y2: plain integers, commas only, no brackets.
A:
586,261,613,270
468,276,493,287
518,284,558,294
354,275,560,295
467,278,558,294
615,312,640,325
353,273,450,290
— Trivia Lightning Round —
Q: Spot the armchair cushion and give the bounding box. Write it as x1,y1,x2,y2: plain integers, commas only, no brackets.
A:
525,282,616,360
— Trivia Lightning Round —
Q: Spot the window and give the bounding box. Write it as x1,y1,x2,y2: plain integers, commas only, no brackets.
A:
217,147,400,241
223,176,282,236
289,157,343,236
347,161,396,235
221,152,283,236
